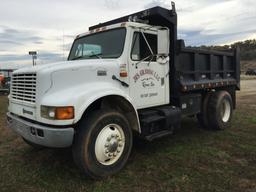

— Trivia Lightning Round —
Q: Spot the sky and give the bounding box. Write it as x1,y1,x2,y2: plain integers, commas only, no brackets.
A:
0,0,256,69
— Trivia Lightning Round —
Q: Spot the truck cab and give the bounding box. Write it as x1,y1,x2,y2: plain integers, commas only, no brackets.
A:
7,4,240,179
69,22,170,109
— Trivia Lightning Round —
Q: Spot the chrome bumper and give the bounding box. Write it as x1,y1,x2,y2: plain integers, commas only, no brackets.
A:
6,112,74,148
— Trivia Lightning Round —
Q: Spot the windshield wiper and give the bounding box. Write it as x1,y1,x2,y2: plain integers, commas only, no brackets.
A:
71,56,85,60
89,51,102,59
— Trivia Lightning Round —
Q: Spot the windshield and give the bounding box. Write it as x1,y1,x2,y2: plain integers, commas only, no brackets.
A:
68,28,126,60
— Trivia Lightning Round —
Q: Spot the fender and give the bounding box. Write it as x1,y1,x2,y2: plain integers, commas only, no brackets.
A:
75,83,141,133
39,82,141,132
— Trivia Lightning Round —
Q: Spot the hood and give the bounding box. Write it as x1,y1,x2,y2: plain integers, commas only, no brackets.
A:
13,59,118,74
12,59,120,106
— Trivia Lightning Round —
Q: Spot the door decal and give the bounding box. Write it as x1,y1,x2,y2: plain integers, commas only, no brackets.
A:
132,68,161,99
133,69,160,86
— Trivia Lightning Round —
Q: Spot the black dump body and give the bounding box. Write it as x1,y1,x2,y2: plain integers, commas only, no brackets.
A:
176,40,240,92
90,4,240,101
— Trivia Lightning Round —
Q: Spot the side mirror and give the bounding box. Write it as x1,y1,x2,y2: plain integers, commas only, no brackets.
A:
157,29,169,56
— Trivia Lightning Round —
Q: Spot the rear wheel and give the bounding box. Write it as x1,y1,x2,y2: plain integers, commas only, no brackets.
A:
72,110,133,179
207,91,233,130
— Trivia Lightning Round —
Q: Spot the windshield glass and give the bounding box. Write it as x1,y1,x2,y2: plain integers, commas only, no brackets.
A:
68,28,126,60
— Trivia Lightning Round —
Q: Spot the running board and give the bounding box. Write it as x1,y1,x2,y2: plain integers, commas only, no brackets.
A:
145,130,174,141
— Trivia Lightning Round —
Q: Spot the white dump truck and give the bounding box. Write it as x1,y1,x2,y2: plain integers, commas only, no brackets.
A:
7,3,240,178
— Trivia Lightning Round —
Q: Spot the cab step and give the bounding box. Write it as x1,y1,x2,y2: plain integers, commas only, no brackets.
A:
138,105,181,141
145,130,174,141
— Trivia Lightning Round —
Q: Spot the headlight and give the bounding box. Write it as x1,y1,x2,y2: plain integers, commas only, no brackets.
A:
41,106,74,120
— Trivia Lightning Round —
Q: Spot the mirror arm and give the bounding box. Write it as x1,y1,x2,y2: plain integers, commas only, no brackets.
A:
141,31,154,55
147,54,156,66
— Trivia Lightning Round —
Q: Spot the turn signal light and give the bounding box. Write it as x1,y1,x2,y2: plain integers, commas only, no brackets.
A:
55,107,74,120
120,71,128,77
41,106,74,120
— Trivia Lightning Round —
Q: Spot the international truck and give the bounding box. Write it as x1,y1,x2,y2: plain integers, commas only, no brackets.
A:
7,3,240,179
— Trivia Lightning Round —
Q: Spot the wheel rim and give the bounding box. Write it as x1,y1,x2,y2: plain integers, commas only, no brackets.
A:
95,124,125,166
221,99,231,123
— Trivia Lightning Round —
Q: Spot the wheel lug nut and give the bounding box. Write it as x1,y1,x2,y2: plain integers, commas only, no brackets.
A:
105,150,109,153
105,143,109,147
119,143,123,147
111,134,115,138
117,150,120,153
107,137,111,141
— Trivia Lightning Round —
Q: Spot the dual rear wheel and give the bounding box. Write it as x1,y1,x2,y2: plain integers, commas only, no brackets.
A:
197,91,233,130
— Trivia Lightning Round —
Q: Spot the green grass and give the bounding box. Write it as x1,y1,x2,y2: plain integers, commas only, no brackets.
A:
0,96,256,192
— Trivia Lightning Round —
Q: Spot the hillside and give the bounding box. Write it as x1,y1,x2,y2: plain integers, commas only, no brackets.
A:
189,39,256,71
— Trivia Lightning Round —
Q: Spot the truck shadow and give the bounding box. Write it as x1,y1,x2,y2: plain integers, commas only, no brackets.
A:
131,117,206,156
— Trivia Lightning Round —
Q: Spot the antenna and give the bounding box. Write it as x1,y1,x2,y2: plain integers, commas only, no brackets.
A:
62,29,65,61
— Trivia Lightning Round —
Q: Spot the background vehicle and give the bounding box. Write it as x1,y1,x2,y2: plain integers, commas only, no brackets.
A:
0,69,13,95
245,68,256,75
7,3,240,179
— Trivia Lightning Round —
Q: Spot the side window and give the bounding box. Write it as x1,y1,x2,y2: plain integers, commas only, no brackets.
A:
131,32,157,61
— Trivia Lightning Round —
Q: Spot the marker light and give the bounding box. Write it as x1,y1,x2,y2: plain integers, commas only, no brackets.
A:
120,71,128,77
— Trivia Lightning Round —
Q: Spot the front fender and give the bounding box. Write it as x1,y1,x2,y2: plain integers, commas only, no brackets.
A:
74,82,137,122
39,82,140,131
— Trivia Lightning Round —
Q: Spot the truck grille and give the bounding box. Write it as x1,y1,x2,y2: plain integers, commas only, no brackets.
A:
11,73,37,103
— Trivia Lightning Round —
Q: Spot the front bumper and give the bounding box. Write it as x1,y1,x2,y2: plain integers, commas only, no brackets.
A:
6,112,74,148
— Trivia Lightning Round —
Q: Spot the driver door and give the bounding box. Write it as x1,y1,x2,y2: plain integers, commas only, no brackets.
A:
128,30,169,109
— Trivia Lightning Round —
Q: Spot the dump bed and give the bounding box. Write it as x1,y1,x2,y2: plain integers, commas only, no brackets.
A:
175,40,240,93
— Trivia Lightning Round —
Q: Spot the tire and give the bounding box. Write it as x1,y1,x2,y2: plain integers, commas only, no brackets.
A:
22,138,45,149
72,110,133,179
207,91,233,130
197,92,212,129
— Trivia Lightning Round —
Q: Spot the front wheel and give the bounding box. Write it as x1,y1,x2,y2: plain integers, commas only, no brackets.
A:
72,110,133,179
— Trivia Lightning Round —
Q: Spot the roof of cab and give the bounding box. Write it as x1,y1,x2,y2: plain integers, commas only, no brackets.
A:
75,22,158,39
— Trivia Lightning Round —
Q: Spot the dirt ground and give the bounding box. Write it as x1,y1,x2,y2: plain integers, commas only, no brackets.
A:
237,80,256,107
